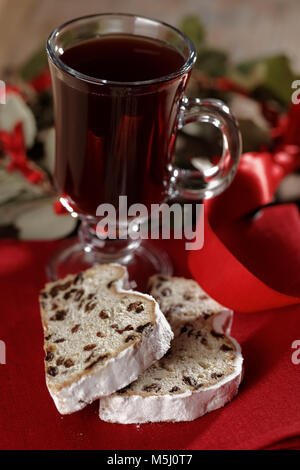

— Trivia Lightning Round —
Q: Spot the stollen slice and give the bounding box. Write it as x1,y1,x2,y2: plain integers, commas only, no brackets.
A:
39,265,173,414
99,274,243,423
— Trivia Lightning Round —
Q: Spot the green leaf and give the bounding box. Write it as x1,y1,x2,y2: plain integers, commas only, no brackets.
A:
229,61,266,90
20,46,48,81
180,16,228,77
180,15,205,51
231,55,296,106
263,55,295,105
196,48,228,77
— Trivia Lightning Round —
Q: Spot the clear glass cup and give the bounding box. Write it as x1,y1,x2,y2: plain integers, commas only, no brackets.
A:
46,13,241,288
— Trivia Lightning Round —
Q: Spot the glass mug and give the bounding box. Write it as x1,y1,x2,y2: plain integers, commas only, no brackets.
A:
46,13,241,286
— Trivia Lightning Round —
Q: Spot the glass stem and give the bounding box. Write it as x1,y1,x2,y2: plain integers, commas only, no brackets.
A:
78,216,141,263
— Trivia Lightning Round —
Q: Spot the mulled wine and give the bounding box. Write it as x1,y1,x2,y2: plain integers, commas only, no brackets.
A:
52,35,186,214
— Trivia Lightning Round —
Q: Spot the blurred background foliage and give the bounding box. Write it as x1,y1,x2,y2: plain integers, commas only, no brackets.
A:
0,10,300,239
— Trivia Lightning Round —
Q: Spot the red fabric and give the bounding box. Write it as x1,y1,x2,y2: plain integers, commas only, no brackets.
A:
0,238,299,450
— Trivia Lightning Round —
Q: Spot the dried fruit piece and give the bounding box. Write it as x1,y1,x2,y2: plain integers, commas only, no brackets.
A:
63,289,77,300
60,281,72,291
49,286,60,298
73,272,83,284
211,330,224,339
116,325,134,334
54,338,65,344
84,301,97,312
85,354,109,370
99,310,109,319
45,350,54,362
47,366,58,377
211,372,223,379
74,289,84,301
136,322,152,333
124,334,136,343
143,383,161,392
71,324,80,333
220,344,233,352
84,352,94,363
127,301,144,313
182,376,203,389
83,344,96,351
50,310,67,321
64,359,74,368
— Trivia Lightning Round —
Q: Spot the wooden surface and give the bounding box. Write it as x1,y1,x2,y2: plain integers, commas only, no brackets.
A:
0,0,299,74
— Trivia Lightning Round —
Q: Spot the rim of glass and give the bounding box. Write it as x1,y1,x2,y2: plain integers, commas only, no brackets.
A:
46,12,197,87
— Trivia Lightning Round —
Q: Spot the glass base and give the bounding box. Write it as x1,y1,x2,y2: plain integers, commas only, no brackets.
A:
46,238,173,292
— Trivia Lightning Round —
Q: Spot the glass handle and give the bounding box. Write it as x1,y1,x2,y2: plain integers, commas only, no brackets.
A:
170,97,242,199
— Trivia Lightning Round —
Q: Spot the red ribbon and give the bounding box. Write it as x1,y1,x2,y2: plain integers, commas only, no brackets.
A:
0,121,44,184
189,104,300,312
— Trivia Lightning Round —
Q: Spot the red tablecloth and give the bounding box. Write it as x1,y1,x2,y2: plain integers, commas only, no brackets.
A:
0,238,299,450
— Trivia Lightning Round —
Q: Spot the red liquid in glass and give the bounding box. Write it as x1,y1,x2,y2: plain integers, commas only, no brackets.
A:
53,35,186,215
